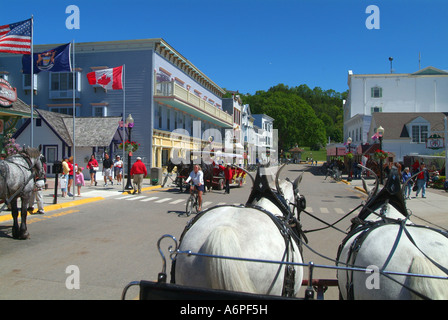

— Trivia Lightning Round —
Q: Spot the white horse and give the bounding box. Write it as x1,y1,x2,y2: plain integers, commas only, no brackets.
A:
172,165,305,297
337,167,448,300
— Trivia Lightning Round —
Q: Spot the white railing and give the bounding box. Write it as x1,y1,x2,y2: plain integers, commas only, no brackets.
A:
155,81,232,125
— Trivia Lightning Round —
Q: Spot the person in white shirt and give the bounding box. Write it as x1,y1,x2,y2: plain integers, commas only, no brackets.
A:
185,164,204,211
114,155,124,184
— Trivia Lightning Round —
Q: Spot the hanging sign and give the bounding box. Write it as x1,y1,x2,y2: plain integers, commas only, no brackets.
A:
426,134,444,150
0,78,17,107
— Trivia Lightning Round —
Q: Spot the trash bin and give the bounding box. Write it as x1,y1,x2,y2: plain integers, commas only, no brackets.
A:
150,167,162,185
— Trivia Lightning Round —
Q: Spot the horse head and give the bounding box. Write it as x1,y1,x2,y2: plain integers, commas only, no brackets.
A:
275,164,306,216
22,146,45,178
246,164,305,219
356,165,408,225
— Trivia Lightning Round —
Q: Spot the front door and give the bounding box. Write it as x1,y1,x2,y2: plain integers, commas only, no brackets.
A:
43,145,58,176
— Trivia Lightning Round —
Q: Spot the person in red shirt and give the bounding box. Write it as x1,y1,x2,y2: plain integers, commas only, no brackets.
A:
130,157,147,194
67,156,74,196
87,154,99,186
224,164,233,194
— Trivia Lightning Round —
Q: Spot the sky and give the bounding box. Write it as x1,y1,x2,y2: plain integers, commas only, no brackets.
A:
1,0,447,95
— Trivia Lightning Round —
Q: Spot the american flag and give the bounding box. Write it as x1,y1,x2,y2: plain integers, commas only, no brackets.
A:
0,19,32,54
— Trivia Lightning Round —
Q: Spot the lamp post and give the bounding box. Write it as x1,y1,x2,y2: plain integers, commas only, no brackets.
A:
347,137,352,181
377,126,385,185
124,114,134,190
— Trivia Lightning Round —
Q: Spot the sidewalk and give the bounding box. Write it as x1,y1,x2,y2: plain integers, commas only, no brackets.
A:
0,177,162,222
342,176,448,230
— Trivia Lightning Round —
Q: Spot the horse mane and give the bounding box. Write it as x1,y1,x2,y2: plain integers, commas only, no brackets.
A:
21,147,41,159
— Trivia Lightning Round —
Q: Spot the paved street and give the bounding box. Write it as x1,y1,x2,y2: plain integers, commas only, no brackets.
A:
0,163,446,300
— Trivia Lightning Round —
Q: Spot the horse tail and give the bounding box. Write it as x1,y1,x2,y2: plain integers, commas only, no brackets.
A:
408,255,448,300
203,225,257,293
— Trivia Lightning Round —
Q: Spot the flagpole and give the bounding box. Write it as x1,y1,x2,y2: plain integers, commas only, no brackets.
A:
122,64,126,192
30,15,34,147
72,40,76,200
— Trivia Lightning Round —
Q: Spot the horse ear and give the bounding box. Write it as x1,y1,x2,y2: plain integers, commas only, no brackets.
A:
292,172,303,192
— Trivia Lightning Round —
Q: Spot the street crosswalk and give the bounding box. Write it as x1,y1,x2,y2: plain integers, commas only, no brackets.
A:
110,194,353,215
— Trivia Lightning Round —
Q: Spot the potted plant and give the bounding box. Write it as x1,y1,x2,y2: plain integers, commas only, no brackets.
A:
118,140,140,153
374,149,388,160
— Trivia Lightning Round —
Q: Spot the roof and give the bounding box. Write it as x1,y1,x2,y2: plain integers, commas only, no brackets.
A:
288,147,304,153
0,97,37,118
36,109,120,147
64,116,121,147
370,112,448,140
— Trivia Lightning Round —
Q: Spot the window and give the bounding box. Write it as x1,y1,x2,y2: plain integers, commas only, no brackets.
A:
158,106,162,128
411,125,428,143
371,87,382,98
371,106,382,113
92,106,107,117
49,72,81,99
167,109,170,130
23,74,38,91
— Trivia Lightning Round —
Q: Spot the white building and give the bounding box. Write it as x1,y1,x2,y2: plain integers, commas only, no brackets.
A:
252,114,275,163
344,66,448,145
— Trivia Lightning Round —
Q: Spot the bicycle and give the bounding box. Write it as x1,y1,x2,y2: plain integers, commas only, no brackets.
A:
185,183,200,216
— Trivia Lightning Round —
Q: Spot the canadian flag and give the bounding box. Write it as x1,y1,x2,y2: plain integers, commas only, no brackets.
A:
87,66,123,90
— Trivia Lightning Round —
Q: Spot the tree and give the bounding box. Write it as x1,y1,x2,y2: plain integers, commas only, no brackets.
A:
239,83,346,149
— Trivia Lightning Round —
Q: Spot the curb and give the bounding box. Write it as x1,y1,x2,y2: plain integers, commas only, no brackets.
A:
354,186,368,194
0,185,163,223
0,197,105,223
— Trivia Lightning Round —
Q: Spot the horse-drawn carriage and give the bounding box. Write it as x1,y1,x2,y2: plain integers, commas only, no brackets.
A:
163,152,246,191
124,163,448,300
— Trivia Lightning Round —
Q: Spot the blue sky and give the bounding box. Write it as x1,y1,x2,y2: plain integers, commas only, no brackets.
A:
1,0,447,94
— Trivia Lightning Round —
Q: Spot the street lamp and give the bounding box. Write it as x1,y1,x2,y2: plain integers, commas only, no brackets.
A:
124,114,134,190
347,137,353,181
377,126,385,184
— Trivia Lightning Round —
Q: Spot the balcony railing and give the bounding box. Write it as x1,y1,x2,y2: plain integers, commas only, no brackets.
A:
155,81,232,126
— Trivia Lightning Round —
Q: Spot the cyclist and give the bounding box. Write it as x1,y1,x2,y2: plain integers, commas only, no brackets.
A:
185,164,204,211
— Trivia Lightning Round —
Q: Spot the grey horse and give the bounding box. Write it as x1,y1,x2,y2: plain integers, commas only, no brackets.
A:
0,147,45,239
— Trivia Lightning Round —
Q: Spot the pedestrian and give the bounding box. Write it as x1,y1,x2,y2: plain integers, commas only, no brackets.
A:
114,155,123,184
87,154,99,186
415,163,429,198
130,157,147,194
224,164,233,194
402,167,412,200
61,156,70,197
75,166,85,196
102,153,114,186
28,158,46,215
67,156,74,196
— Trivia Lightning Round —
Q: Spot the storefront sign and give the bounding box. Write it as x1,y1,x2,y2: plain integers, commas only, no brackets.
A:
0,78,17,107
426,134,444,150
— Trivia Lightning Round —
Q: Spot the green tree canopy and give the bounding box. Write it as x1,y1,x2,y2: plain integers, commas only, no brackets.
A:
240,83,345,150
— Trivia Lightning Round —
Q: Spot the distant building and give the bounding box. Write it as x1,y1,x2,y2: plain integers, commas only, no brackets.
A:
344,66,448,145
367,112,448,161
